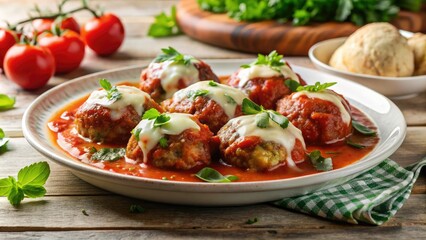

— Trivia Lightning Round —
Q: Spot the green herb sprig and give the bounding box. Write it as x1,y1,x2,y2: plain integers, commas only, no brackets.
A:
242,98,289,129
0,94,16,111
241,50,285,72
159,137,168,148
148,6,181,37
285,80,336,93
142,108,171,127
195,167,238,183
0,128,10,154
186,89,209,99
91,148,126,162
153,47,194,66
0,162,50,206
352,120,376,136
346,139,365,149
308,150,333,171
99,79,122,102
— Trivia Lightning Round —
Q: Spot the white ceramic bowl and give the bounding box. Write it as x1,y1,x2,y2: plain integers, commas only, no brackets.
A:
308,33,426,98
22,60,406,206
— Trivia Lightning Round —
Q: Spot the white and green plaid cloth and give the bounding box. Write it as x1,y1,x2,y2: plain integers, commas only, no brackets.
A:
274,157,426,225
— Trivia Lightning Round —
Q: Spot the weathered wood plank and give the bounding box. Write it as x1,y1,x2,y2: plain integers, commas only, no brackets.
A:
0,194,424,230
2,227,426,240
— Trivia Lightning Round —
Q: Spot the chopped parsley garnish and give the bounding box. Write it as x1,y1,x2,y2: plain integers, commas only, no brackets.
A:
159,137,168,148
0,162,50,206
142,108,171,127
91,148,126,162
153,47,194,65
241,50,285,72
352,120,376,136
0,128,9,154
346,139,366,149
99,79,122,102
0,94,16,111
308,150,333,171
242,98,289,129
129,204,145,213
148,6,181,38
208,80,218,86
89,146,97,154
132,128,142,141
186,89,209,99
224,93,236,104
286,81,337,93
246,218,258,224
195,167,238,183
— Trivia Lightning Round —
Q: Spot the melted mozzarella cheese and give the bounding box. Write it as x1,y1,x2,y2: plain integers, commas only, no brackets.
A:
173,81,247,118
292,89,351,124
236,63,300,88
85,86,149,120
148,60,200,98
226,115,305,169
134,113,200,162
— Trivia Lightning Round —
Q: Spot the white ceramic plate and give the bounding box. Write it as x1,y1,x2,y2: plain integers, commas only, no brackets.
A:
308,31,426,98
22,60,406,206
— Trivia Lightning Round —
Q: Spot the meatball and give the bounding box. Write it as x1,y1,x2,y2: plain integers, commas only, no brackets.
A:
75,86,162,144
228,61,305,109
126,113,213,170
162,81,247,133
140,49,219,102
217,115,306,172
276,89,352,145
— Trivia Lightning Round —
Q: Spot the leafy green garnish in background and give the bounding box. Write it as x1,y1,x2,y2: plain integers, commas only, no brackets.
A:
153,47,194,65
99,79,122,102
352,120,376,136
0,94,16,111
0,162,50,206
91,148,126,162
129,204,145,213
0,128,10,154
241,51,285,72
242,98,289,129
308,150,333,171
198,0,227,13
148,6,181,37
195,167,238,183
142,108,171,127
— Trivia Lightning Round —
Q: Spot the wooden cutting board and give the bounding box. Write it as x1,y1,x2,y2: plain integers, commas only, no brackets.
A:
176,0,426,56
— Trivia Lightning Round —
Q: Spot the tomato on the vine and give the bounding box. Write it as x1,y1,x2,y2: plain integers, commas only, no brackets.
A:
0,29,17,69
38,30,85,74
4,44,55,90
81,13,125,56
32,16,80,34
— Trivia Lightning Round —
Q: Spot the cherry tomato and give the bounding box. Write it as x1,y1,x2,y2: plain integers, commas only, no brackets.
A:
32,17,80,34
38,30,85,74
81,13,125,56
4,44,55,90
0,29,17,69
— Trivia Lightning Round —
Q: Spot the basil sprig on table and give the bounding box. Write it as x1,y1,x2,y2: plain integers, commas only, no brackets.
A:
0,128,10,154
148,6,181,38
91,148,126,162
0,162,50,206
242,98,289,129
308,150,333,171
142,108,171,127
241,50,285,72
0,94,15,111
153,47,194,66
195,167,238,183
99,79,122,102
285,80,337,93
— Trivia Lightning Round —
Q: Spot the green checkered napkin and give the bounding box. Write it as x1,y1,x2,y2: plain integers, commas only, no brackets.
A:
274,157,426,225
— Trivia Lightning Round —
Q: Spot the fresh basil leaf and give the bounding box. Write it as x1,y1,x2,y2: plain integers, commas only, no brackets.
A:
22,185,46,198
148,6,181,38
153,47,193,65
242,98,262,115
297,82,337,92
187,89,209,99
208,80,218,87
8,183,24,206
284,79,301,92
129,204,145,213
243,50,285,71
346,140,365,149
352,120,376,136
256,112,269,128
0,177,14,196
0,138,9,154
0,94,16,111
0,128,5,138
159,137,168,148
154,114,171,127
143,108,161,120
224,93,236,104
309,150,333,171
91,148,126,162
99,78,112,91
195,167,238,183
17,161,50,186
267,111,289,129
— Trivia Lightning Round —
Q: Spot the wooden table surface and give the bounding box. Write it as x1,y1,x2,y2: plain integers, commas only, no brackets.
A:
0,1,425,239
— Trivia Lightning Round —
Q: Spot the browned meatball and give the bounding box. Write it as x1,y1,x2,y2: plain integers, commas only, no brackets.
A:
75,86,163,144
276,89,352,145
126,113,213,170
217,115,306,172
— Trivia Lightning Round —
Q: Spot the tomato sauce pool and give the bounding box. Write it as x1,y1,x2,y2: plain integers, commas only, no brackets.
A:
48,82,379,182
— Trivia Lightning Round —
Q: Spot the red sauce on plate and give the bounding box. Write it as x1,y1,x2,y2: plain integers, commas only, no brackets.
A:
48,81,379,182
